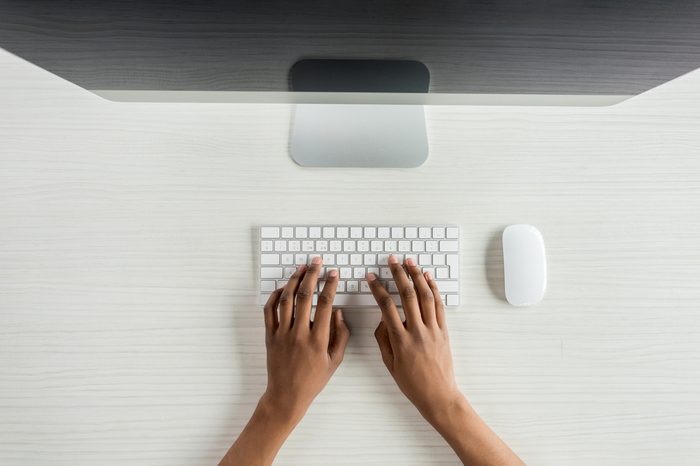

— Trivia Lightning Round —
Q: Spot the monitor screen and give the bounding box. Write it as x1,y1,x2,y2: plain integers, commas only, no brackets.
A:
1,0,698,102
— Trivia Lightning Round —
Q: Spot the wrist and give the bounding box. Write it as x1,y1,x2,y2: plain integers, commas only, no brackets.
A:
419,390,473,433
258,390,308,428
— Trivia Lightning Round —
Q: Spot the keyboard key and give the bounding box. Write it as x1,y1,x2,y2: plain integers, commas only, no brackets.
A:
433,227,445,239
398,240,411,252
316,240,328,251
354,267,366,278
433,254,445,265
281,254,294,265
337,254,349,265
364,254,377,265
323,227,335,238
281,227,294,238
302,240,314,251
350,227,363,238
274,240,287,251
288,240,301,252
426,241,439,252
378,254,390,265
378,227,391,238
330,240,342,251
350,254,363,265
360,281,371,293
371,240,383,252
405,227,418,238
419,254,432,265
412,240,425,252
261,280,276,292
347,281,359,292
343,240,356,252
385,240,397,251
436,267,449,279
380,267,392,279
435,281,459,292
261,227,279,238
295,226,308,238
367,267,379,276
391,227,404,238
446,294,460,306
261,254,280,265
295,253,307,264
284,267,296,278
261,267,283,278
357,240,370,252
337,281,346,292
333,294,385,306
261,241,273,252
440,240,459,252
364,227,377,238
446,227,459,238
446,255,459,278
340,267,352,278
337,227,349,238
309,227,322,238
323,254,335,264
419,227,431,238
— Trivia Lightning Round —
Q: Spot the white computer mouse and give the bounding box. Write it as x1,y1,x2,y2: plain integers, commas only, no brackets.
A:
502,224,547,306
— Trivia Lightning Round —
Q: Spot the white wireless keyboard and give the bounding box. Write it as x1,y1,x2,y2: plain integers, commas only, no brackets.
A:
259,225,460,307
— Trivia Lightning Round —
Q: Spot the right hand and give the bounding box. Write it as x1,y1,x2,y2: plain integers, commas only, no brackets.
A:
367,254,464,422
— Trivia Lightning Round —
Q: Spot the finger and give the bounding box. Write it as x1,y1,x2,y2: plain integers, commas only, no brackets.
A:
329,309,350,366
425,271,446,329
312,268,339,342
388,255,421,328
404,257,436,327
374,321,394,371
279,264,306,331
263,288,283,336
367,272,404,341
293,256,322,331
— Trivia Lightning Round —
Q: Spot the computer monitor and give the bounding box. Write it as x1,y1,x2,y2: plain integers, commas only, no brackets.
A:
2,0,698,166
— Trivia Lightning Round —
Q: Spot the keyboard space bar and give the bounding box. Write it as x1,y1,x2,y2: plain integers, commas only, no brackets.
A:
332,294,399,307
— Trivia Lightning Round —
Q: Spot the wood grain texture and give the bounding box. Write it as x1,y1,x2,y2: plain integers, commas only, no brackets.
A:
1,48,700,465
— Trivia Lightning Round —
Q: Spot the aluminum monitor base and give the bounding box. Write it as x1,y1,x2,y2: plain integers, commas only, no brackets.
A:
290,104,428,168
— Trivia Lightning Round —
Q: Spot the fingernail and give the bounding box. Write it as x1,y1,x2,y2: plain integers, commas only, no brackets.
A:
312,256,322,265
406,257,415,266
329,269,338,278
388,254,398,264
367,272,376,282
425,271,433,281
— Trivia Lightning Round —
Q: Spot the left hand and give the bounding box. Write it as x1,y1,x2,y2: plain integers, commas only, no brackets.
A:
261,258,350,421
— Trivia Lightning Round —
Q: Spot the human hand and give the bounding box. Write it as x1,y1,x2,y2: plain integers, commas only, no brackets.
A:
262,257,350,421
367,254,462,423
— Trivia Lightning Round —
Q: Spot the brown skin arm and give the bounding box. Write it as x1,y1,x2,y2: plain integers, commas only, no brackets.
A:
219,258,349,466
367,255,524,466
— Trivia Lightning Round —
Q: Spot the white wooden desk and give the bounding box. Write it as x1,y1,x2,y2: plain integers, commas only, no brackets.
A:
1,49,699,465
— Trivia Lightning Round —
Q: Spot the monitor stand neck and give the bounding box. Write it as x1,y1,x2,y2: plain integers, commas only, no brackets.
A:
289,59,430,168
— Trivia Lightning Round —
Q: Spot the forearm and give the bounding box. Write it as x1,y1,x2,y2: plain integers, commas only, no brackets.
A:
219,393,304,466
424,395,524,466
